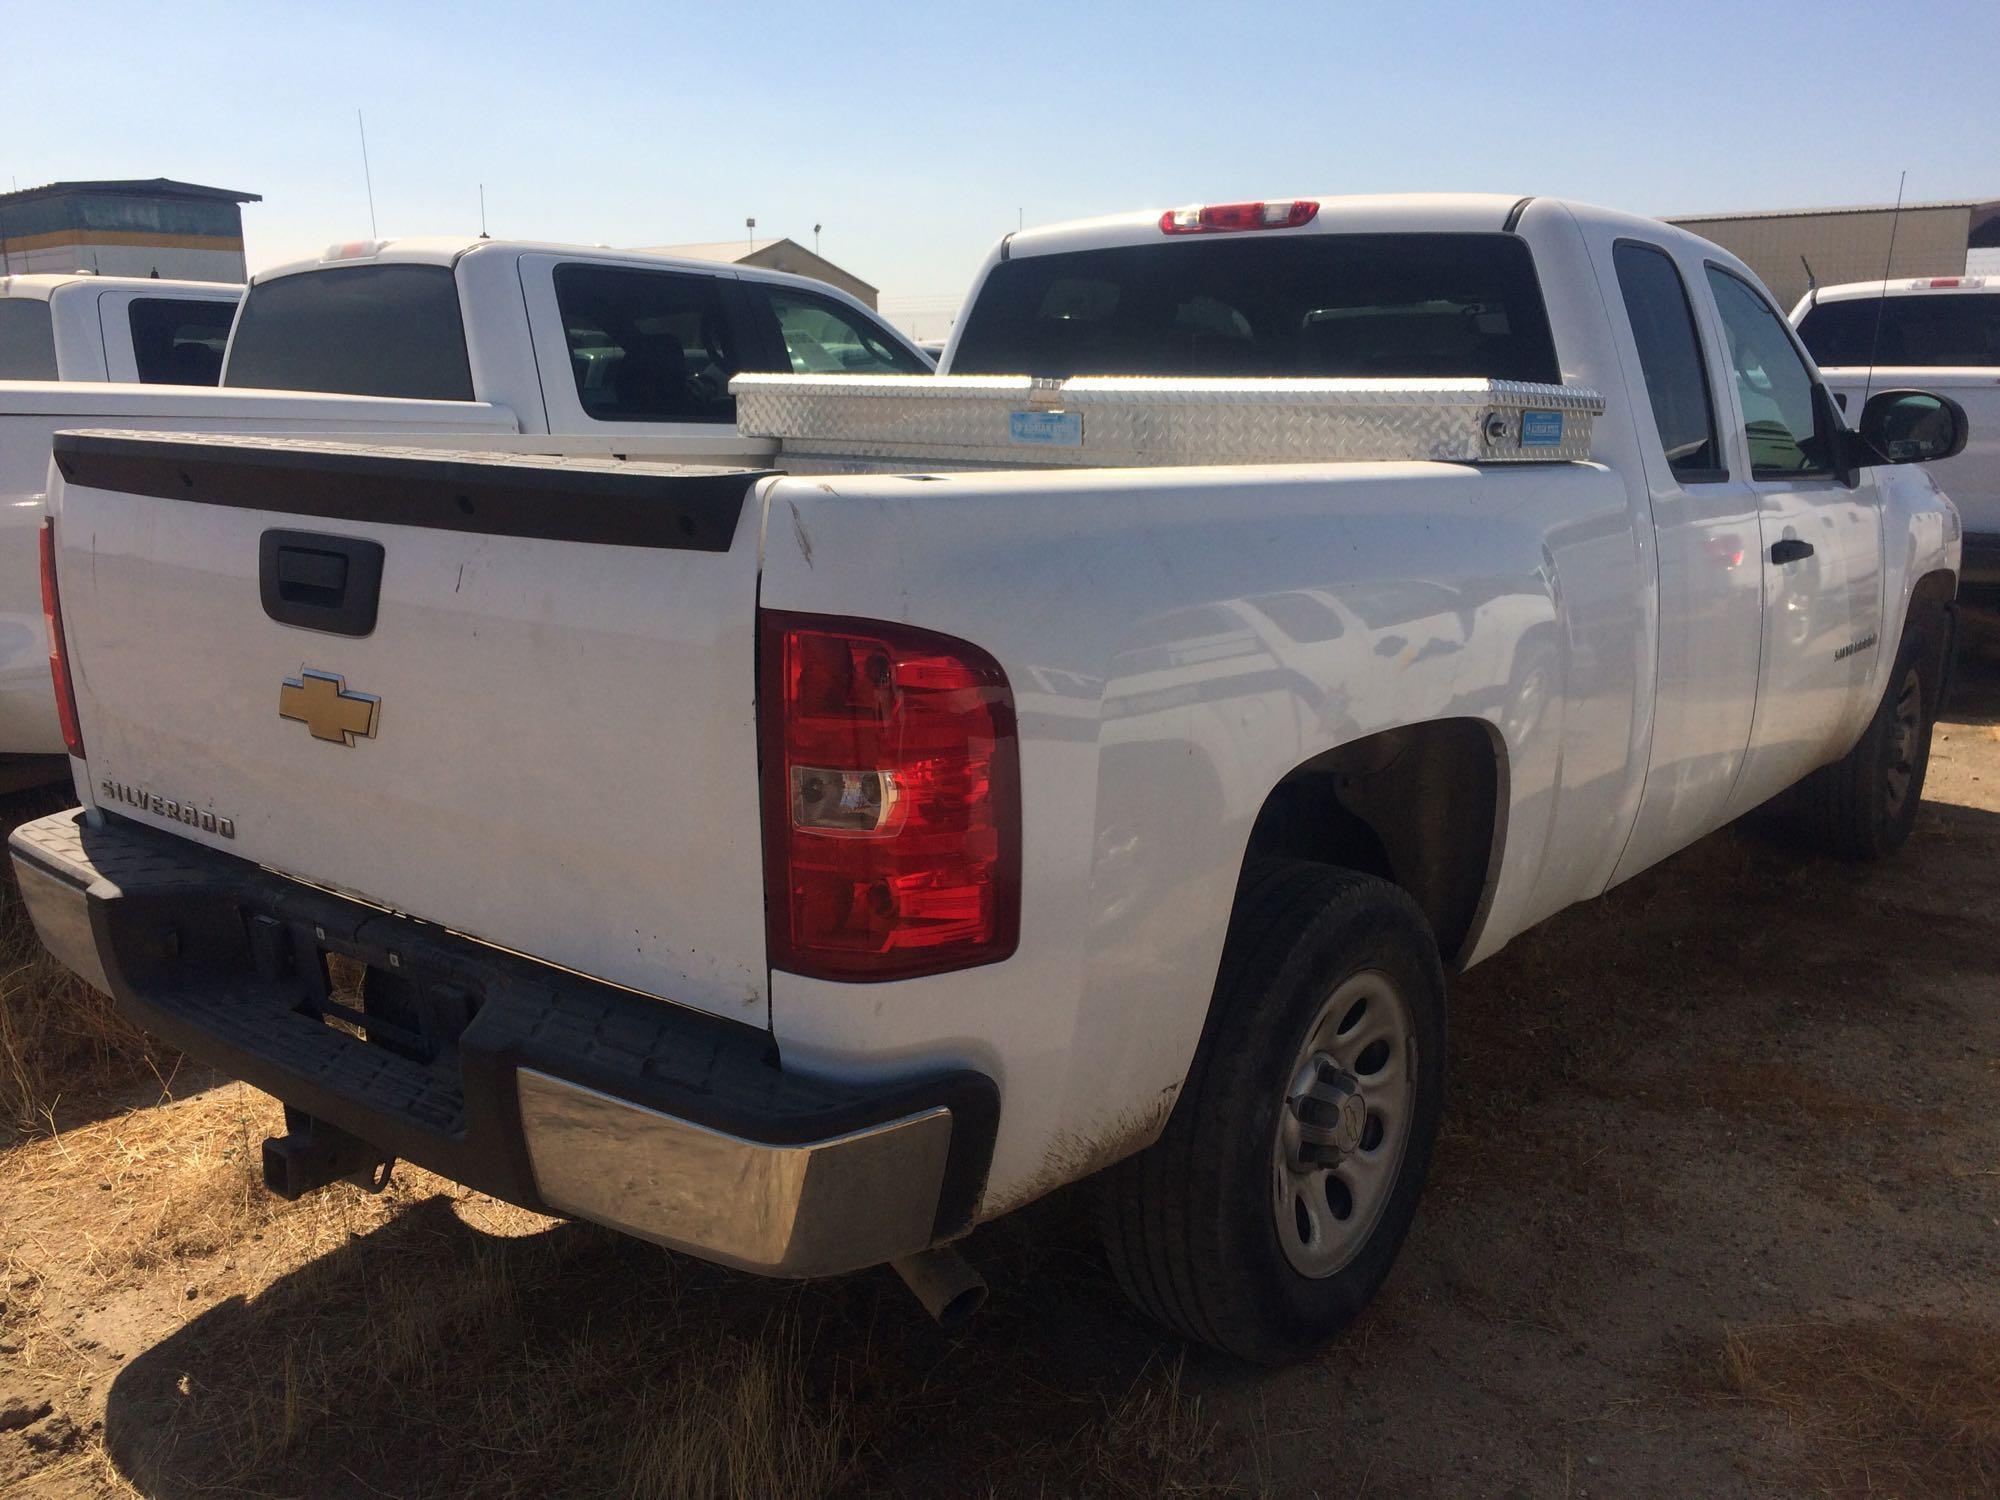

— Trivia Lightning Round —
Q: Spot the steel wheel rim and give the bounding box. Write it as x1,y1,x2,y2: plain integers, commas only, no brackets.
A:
1271,968,1417,1279
1884,667,1922,817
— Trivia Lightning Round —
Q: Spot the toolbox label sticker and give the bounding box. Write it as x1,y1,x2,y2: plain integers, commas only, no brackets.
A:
1520,410,1565,447
1010,411,1082,447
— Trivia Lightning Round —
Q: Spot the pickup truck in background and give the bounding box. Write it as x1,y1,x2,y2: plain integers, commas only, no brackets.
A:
0,241,933,760
14,195,1966,1362
1794,276,1998,589
0,274,240,384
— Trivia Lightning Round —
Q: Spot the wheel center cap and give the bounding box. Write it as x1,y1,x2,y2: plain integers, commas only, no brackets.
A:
1287,1060,1367,1163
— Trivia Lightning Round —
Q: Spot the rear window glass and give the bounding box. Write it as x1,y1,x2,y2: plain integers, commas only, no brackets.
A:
951,233,1559,382
224,264,474,400
128,297,235,385
1796,293,2000,367
553,263,744,424
0,299,59,380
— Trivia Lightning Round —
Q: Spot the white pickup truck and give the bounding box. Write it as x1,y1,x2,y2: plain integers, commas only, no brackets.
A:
13,195,1966,1362
1794,275,1999,589
0,241,932,759
0,274,240,384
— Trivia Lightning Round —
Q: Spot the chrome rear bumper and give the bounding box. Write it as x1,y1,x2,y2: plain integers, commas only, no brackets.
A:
9,807,996,1277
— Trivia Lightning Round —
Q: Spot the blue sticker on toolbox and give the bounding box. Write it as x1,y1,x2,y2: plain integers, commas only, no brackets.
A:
1520,410,1564,447
1010,410,1082,446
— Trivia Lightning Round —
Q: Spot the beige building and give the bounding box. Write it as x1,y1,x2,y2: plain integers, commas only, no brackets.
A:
1667,199,1997,310
639,237,879,309
0,177,260,282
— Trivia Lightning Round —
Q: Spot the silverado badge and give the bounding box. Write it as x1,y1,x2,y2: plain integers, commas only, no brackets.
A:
279,668,380,746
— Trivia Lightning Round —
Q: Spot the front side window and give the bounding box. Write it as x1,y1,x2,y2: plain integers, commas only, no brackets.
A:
0,299,58,380
750,286,928,374
1614,243,1722,481
1705,267,1830,478
128,297,235,385
554,264,742,423
225,264,473,400
951,233,1560,381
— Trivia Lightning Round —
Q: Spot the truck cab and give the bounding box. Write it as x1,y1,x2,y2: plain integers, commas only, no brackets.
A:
1794,276,2000,587
0,273,240,384
222,237,933,436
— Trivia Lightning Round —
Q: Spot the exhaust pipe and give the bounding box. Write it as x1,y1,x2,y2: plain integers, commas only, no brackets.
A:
891,1245,987,1330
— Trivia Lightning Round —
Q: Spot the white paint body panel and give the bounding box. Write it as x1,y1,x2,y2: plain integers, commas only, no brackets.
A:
39,196,1963,1226
0,387,515,752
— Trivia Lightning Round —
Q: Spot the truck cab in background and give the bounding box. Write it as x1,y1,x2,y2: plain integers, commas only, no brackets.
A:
221,237,933,432
0,274,240,384
1795,276,1999,590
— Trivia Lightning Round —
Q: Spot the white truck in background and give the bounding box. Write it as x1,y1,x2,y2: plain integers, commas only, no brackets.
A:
1794,276,1999,589
0,274,240,384
0,240,933,760
14,195,1967,1362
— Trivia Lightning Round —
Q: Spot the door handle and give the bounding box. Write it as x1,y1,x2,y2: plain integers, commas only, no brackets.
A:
1770,538,1815,565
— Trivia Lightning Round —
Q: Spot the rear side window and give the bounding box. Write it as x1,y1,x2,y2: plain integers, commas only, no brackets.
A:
553,264,743,423
1796,292,2000,367
128,297,235,385
746,285,928,374
225,264,473,400
1613,242,1722,481
951,233,1559,382
0,299,58,380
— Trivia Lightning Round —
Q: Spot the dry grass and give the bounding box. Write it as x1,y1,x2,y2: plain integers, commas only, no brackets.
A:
1699,1318,2000,1498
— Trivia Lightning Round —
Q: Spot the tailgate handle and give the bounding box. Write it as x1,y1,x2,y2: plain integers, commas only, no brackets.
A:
260,529,385,637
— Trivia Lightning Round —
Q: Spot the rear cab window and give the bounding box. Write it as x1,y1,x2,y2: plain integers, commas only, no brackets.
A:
128,297,235,385
0,299,59,380
224,263,474,399
950,233,1559,381
1797,292,2000,367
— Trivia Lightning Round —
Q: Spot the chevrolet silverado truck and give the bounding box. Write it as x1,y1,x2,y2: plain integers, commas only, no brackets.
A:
0,274,240,384
0,241,930,758
13,195,1967,1361
1794,275,1999,590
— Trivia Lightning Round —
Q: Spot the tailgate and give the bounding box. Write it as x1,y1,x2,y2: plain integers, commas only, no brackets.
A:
50,431,777,1023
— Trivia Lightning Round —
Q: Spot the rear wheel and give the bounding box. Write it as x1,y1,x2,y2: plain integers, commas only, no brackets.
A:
1790,628,1937,859
1098,861,1445,1363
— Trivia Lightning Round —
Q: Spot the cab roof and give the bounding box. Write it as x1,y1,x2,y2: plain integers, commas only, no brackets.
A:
1806,275,1991,304
0,272,242,303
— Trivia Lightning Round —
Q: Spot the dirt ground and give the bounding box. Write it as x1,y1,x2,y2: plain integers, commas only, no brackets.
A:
3,617,1997,1499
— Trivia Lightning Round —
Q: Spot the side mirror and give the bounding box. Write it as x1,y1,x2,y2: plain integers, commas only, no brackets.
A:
1854,388,1970,466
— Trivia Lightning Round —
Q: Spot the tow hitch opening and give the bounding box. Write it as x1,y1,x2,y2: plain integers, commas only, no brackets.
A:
261,1106,396,1201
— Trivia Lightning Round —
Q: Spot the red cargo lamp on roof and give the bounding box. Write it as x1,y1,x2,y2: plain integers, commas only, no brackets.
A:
1159,200,1320,235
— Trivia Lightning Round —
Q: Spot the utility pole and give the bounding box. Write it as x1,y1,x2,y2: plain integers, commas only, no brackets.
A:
814,222,822,256
746,216,756,250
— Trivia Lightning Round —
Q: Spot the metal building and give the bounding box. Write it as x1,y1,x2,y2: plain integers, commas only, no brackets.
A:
639,237,880,309
1667,198,1997,309
0,178,261,283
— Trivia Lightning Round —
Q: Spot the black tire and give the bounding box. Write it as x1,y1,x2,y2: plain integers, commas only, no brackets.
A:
1790,626,1937,860
1098,860,1446,1364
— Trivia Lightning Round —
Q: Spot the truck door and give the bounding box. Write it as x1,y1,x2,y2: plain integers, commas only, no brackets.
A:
1594,236,1764,883
1701,266,1885,817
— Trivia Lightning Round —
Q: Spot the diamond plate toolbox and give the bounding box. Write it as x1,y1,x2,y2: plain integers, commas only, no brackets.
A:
733,374,1604,468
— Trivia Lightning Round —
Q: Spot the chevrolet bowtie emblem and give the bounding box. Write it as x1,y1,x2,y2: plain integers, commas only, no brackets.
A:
279,668,380,745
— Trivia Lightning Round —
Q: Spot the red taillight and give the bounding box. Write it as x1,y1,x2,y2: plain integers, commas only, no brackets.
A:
1159,199,1319,235
38,518,83,758
759,611,1019,981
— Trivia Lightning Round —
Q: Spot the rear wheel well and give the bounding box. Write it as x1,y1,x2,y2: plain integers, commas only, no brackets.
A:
1241,719,1502,968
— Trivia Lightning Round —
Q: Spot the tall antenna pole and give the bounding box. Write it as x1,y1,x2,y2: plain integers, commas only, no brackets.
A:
1861,170,1907,412
357,109,379,239
813,222,822,256
479,183,489,238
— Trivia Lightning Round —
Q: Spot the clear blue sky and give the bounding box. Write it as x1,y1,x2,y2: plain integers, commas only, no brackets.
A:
6,0,1996,335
